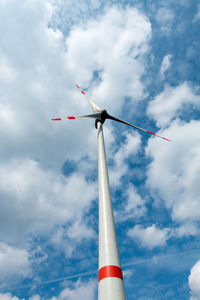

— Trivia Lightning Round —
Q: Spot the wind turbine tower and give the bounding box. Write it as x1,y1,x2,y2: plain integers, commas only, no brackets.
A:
52,85,170,300
97,120,126,299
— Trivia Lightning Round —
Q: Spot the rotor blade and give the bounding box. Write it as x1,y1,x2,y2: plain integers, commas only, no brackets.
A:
106,114,171,141
52,112,102,121
76,84,102,113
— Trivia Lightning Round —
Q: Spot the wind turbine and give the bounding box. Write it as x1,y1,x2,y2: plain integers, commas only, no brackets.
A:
52,85,170,300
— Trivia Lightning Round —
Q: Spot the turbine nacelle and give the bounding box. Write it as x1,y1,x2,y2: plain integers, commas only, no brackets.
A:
95,109,109,128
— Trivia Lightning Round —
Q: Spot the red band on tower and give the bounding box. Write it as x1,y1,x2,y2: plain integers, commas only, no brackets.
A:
98,265,123,282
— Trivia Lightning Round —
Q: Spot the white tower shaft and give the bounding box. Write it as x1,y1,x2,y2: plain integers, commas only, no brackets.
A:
97,122,126,300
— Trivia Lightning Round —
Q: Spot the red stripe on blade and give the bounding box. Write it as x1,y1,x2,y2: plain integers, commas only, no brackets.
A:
76,84,85,95
52,118,62,121
67,116,76,119
147,131,171,141
147,130,156,136
98,265,123,282
162,137,171,142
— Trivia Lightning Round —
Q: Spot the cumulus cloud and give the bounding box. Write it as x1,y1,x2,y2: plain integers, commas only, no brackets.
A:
0,55,17,82
147,82,200,127
0,279,96,300
124,185,146,217
146,119,200,232
0,0,152,171
0,243,30,283
189,260,200,300
50,279,96,300
117,185,146,222
156,7,174,33
0,294,22,300
146,82,200,233
108,131,141,187
128,224,170,249
0,0,95,169
160,54,172,77
0,0,152,170
0,159,96,243
29,297,40,300
0,1,154,291
194,4,200,22
50,0,102,31
66,219,95,241
65,6,151,112
175,222,199,238
48,217,96,257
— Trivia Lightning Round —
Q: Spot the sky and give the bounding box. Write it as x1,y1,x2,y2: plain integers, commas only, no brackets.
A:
0,0,200,299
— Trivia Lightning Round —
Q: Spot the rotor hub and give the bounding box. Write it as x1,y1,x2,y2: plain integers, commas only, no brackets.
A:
95,109,108,128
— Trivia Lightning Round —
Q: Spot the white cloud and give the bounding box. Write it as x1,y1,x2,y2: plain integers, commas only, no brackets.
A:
48,216,96,258
178,0,190,7
194,4,200,22
1,276,96,299
0,243,30,283
189,260,200,300
156,7,174,33
0,1,151,171
0,294,38,300
50,279,96,300
146,119,200,231
125,185,146,217
29,297,40,300
65,6,151,112
0,1,152,296
160,54,172,77
0,159,96,243
117,185,146,222
0,0,87,168
0,55,17,82
123,269,134,280
109,131,141,187
67,219,95,241
0,294,22,300
128,224,170,249
146,83,200,232
175,222,199,238
0,0,152,174
147,82,200,127
0,281,96,300
50,0,102,31
49,227,74,257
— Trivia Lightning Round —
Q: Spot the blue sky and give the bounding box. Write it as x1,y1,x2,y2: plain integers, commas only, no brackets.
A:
0,0,200,299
